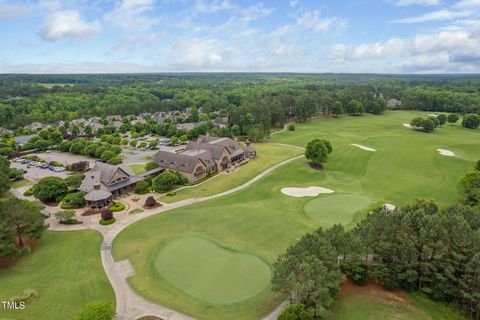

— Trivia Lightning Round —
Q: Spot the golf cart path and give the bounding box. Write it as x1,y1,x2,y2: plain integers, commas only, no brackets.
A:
46,153,304,320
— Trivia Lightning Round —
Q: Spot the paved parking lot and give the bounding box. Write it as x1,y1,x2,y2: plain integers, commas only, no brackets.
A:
11,161,70,182
34,151,96,166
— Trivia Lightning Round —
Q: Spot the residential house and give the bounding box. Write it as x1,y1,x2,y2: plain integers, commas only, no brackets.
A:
154,135,256,183
24,122,48,131
53,120,65,127
14,135,35,146
387,98,402,109
106,115,122,124
91,122,104,133
111,121,124,130
213,117,229,129
70,118,88,127
0,127,12,136
131,117,147,125
87,117,102,125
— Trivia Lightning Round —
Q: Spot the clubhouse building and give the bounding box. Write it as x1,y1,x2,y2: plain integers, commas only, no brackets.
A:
154,135,256,183
78,162,160,208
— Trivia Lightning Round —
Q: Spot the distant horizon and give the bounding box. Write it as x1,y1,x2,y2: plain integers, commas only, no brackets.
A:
1,0,480,74
2,72,480,76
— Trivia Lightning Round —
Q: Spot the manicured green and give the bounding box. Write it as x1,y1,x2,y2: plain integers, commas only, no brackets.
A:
329,291,464,320
113,111,479,320
129,164,146,174
162,143,303,203
303,194,373,227
0,231,114,320
153,235,271,305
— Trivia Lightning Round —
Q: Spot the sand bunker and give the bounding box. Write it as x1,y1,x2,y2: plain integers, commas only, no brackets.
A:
281,186,334,197
403,123,412,128
437,149,455,157
383,203,396,212
351,144,376,152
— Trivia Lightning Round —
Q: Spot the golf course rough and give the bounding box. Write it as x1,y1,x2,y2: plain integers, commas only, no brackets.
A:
304,193,373,227
152,235,271,306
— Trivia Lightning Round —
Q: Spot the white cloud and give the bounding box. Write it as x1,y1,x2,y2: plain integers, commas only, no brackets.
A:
296,10,348,33
0,1,31,19
40,10,101,41
330,27,480,72
170,38,224,68
192,0,236,14
105,0,159,30
393,9,473,23
389,0,441,6
454,0,480,9
290,0,299,7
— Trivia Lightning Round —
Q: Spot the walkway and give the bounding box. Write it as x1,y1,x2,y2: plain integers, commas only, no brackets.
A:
43,153,305,320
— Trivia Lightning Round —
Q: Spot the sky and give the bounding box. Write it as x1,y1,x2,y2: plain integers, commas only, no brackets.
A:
0,0,479,74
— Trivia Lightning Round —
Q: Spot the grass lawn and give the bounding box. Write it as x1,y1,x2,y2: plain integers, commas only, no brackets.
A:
162,143,303,203
329,282,464,320
113,111,479,320
129,163,146,174
10,179,34,189
0,231,115,320
152,235,271,305
304,193,373,227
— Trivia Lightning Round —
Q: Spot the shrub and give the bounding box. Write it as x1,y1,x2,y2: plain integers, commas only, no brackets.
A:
60,203,73,209
55,210,76,224
153,171,180,192
100,150,115,162
54,193,67,202
109,202,125,212
288,124,295,131
278,304,314,320
462,114,480,129
447,113,459,125
144,196,158,208
101,209,113,220
99,218,116,225
63,191,85,208
166,191,176,196
107,156,122,165
69,161,89,172
145,161,159,171
437,114,447,126
65,173,85,189
76,301,114,320
135,180,150,194
48,161,63,167
24,187,34,196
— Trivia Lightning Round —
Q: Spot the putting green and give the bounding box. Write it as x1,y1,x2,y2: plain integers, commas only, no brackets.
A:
304,194,373,226
152,235,271,305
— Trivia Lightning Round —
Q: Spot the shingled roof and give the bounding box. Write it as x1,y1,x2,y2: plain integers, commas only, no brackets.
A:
78,162,136,194
154,150,206,173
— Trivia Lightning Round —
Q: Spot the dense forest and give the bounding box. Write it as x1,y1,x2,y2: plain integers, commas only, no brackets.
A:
1,73,479,131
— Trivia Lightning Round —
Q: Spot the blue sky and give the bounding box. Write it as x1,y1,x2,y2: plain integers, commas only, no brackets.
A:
0,0,479,73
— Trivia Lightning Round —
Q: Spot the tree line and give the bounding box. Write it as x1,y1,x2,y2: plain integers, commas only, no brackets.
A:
2,74,479,136
274,160,480,320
